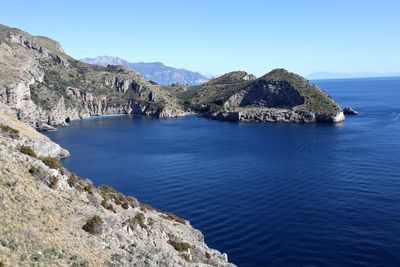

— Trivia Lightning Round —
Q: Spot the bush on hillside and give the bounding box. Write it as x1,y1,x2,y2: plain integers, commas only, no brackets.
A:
82,215,103,235
49,176,59,189
19,146,37,157
40,157,62,170
167,240,191,252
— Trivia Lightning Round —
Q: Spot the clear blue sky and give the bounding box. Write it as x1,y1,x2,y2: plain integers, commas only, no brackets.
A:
1,0,399,76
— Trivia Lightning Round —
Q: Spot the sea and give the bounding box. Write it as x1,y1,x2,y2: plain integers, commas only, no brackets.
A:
46,77,400,267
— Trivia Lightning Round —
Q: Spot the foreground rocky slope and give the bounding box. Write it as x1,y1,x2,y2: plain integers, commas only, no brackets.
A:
185,69,345,123
0,108,234,266
0,24,186,129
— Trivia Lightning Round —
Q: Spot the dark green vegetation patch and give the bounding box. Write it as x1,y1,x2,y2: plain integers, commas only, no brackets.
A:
82,215,103,235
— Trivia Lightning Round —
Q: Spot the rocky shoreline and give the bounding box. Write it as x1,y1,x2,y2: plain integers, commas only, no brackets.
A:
210,109,345,123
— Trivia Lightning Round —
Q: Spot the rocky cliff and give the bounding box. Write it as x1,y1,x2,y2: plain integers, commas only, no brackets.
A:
185,69,345,123
0,24,186,130
0,107,234,266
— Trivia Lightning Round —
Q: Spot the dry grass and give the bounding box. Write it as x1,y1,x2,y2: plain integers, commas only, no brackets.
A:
40,157,62,170
19,146,37,157
0,142,111,266
0,113,47,141
161,212,186,225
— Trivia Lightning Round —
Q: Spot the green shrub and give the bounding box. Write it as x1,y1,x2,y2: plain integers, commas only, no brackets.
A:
181,254,190,262
121,201,130,209
161,212,186,225
83,183,94,194
49,176,59,189
82,215,103,235
126,196,139,208
99,184,117,194
101,200,116,213
114,193,126,205
167,240,191,252
99,185,136,209
67,173,79,187
127,213,147,229
40,157,62,170
19,146,37,157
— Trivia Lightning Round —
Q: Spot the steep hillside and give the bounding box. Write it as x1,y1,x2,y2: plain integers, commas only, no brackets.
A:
0,25,186,129
81,56,209,85
0,107,234,266
186,69,344,123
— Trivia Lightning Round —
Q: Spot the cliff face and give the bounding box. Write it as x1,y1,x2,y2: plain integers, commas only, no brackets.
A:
186,69,345,123
0,108,234,267
0,24,186,129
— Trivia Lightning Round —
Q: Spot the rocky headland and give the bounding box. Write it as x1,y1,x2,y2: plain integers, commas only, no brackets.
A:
0,24,187,130
184,69,345,123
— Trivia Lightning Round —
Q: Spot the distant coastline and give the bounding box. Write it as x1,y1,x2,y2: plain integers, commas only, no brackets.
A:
309,75,400,82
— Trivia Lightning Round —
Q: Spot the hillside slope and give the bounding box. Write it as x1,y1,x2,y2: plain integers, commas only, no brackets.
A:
0,106,234,266
185,69,344,123
81,56,209,85
0,25,186,129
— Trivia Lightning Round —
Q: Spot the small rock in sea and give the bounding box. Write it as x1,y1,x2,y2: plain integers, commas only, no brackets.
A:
343,107,358,115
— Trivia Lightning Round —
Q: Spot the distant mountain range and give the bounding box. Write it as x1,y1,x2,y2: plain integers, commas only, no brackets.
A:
307,71,400,80
81,56,208,85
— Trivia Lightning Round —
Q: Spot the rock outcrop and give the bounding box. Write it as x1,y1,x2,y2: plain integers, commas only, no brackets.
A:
0,24,187,129
343,107,358,115
0,109,234,266
186,69,345,123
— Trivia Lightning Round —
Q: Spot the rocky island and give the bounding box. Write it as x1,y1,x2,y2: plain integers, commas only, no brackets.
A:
183,70,345,123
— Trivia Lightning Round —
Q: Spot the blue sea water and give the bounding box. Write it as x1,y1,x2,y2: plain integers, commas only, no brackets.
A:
46,77,400,267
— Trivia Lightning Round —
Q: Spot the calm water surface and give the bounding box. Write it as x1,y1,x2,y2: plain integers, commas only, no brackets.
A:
46,78,400,267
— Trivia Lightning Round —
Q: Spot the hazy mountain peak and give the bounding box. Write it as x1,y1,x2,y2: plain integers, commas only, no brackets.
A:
81,56,208,85
80,56,128,67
